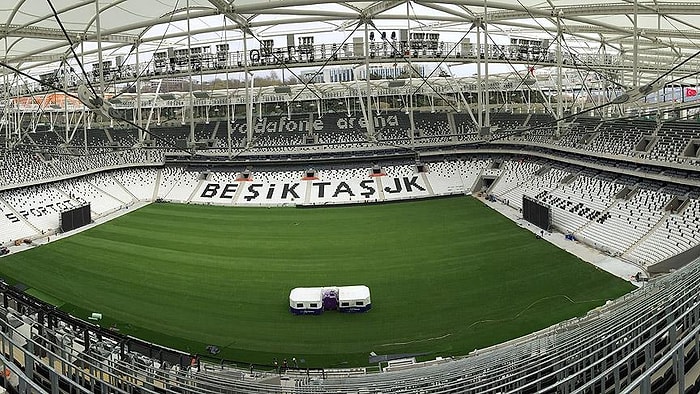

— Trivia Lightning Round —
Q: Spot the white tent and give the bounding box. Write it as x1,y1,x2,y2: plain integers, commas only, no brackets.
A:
289,287,323,315
289,285,371,314
338,285,372,312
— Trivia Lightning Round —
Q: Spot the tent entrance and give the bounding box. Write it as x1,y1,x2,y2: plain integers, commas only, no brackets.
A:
322,288,339,310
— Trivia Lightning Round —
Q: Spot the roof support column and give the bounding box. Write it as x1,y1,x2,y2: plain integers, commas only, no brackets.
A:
244,30,253,147
135,40,144,143
63,59,70,143
226,94,232,160
187,0,195,145
95,0,105,95
475,18,483,129
83,108,88,154
407,1,415,144
483,3,489,128
1,43,8,148
474,19,484,130
223,16,233,159
633,0,639,87
363,20,375,138
556,11,564,136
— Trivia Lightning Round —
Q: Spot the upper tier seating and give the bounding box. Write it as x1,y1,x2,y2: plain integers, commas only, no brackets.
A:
453,113,481,142
556,116,602,149
0,149,163,188
375,112,411,142
0,151,61,186
414,113,452,144
68,128,112,150
647,121,700,163
584,119,656,156
108,128,139,147
7,113,698,175
490,112,527,131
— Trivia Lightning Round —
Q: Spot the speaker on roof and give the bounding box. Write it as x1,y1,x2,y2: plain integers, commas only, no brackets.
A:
77,84,94,106
78,85,105,110
612,81,664,104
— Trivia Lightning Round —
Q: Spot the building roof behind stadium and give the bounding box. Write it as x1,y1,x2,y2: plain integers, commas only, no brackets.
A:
3,1,700,86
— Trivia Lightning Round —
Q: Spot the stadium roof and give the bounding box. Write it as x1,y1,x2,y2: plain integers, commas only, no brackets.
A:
3,1,700,78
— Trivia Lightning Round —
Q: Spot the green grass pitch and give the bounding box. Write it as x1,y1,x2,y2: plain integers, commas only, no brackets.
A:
0,196,634,368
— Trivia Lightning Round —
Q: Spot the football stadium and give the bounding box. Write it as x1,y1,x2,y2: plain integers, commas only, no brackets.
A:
1,1,700,393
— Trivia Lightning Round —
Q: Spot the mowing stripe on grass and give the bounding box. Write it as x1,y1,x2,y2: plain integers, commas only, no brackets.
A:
0,196,634,367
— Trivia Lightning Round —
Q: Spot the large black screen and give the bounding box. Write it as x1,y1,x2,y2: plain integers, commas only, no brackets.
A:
60,204,91,232
522,196,550,231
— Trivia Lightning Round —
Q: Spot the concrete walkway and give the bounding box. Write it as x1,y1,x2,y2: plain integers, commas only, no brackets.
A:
4,201,152,255
477,196,645,287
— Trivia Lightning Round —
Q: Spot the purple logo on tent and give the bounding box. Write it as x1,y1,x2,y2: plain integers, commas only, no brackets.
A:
322,288,338,310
